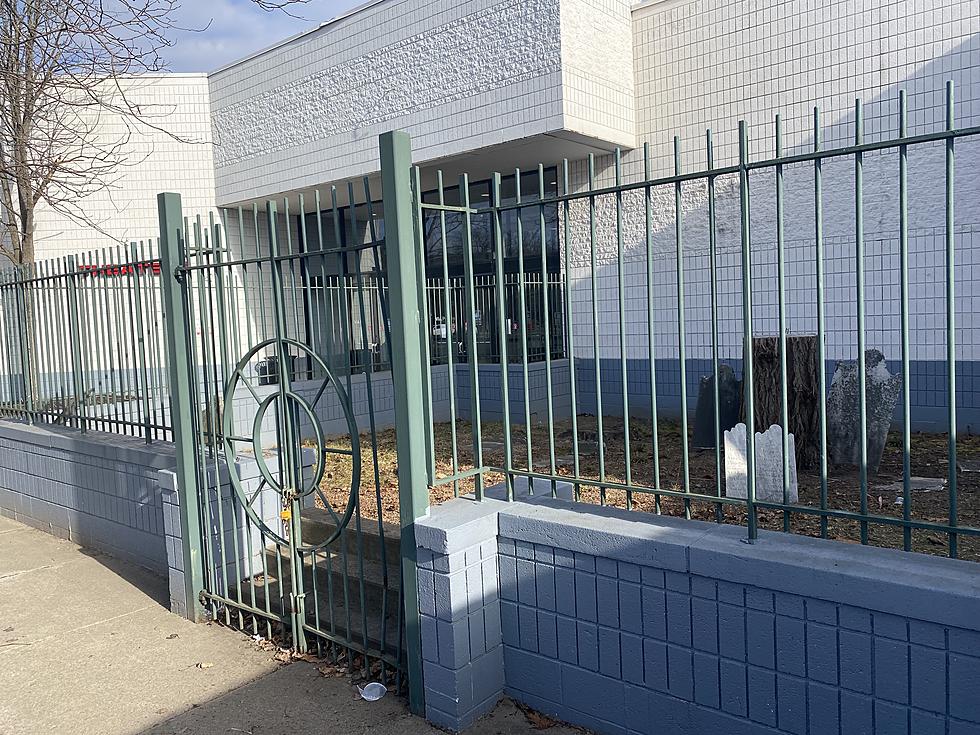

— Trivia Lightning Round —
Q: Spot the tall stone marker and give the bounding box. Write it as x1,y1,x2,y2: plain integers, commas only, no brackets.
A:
692,364,742,449
826,349,902,476
724,423,799,503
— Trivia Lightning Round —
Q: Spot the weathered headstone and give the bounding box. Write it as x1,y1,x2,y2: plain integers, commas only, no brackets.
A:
724,423,799,503
692,364,742,449
826,349,902,476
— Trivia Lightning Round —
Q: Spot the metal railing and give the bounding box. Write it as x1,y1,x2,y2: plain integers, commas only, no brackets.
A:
415,81,980,561
0,245,171,441
286,271,566,376
425,272,565,367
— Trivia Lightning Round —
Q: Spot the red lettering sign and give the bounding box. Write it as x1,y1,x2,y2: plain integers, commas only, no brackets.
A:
78,261,161,277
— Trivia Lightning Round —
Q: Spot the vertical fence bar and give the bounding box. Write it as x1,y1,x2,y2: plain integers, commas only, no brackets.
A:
492,172,513,499
78,252,97,431
644,144,662,512
739,122,757,542
115,247,135,435
55,262,67,416
538,165,557,497
66,256,86,432
945,81,957,558
674,137,691,517
97,248,120,432
436,172,460,494
36,262,52,420
854,99,869,546
412,168,437,488
347,182,380,675
514,171,534,480
268,199,309,652
15,266,32,422
615,150,632,507
775,115,791,532
380,131,427,715
814,107,829,539
562,160,581,500
157,192,206,622
706,130,722,522
460,174,485,499
128,244,152,441
587,155,606,505
898,94,912,551
362,180,397,678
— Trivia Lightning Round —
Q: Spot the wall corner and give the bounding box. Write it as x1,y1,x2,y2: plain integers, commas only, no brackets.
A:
416,498,505,732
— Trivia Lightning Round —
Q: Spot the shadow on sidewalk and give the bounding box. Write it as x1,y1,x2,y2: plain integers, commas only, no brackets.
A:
77,545,171,610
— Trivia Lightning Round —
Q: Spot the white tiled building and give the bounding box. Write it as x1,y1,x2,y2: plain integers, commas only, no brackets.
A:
28,0,980,430
30,74,215,260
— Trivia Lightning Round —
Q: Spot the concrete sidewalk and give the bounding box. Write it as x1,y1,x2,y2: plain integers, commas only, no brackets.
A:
0,516,578,735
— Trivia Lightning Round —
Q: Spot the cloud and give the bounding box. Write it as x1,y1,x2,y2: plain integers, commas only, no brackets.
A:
166,0,363,73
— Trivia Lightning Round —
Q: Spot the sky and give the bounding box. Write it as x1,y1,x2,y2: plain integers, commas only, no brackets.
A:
166,0,365,73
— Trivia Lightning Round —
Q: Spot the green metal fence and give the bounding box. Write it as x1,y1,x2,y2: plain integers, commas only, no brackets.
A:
2,84,979,717
156,173,416,701
413,82,980,561
0,245,170,440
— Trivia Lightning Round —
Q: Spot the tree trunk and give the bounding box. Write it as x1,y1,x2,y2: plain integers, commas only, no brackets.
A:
741,335,821,471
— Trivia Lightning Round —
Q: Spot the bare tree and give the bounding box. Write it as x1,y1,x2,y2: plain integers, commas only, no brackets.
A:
0,0,307,266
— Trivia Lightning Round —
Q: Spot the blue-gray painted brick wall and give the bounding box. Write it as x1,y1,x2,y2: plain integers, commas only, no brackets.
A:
0,419,302,619
416,504,504,731
454,360,572,423
418,500,506,731
416,495,980,735
0,421,175,573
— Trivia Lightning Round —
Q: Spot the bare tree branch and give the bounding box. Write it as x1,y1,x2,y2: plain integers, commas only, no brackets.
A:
0,0,306,265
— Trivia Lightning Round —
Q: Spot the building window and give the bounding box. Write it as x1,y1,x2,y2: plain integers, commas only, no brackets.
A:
296,168,565,374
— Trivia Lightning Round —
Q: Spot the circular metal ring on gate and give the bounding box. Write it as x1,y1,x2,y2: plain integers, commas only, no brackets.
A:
250,389,325,499
221,338,361,552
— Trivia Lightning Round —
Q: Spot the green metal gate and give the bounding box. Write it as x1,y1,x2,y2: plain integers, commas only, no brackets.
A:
156,162,419,695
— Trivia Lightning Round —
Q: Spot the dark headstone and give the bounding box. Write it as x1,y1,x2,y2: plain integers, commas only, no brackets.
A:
826,348,902,476
692,364,742,449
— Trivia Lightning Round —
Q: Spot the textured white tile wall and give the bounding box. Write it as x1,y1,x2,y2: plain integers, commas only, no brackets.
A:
30,75,216,262
565,0,980,365
210,0,566,205
559,0,636,147
208,0,637,206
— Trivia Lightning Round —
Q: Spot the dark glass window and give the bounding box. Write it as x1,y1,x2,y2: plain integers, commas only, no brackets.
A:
420,168,559,277
294,166,564,369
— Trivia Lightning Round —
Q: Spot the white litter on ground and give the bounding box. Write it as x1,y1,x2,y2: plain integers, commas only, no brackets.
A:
357,682,387,701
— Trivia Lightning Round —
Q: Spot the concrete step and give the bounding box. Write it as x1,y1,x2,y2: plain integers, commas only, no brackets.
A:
300,507,401,564
237,546,402,660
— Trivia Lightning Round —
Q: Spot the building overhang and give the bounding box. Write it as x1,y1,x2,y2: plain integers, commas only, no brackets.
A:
208,0,636,207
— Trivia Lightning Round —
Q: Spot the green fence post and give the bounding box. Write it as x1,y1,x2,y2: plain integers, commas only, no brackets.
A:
66,256,86,432
380,130,428,716
157,192,206,623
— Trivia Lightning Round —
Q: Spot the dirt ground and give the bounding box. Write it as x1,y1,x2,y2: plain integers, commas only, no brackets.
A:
316,416,980,562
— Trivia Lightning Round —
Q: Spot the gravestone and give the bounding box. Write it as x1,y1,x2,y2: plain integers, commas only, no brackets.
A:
724,423,799,503
692,364,742,449
826,349,902,476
